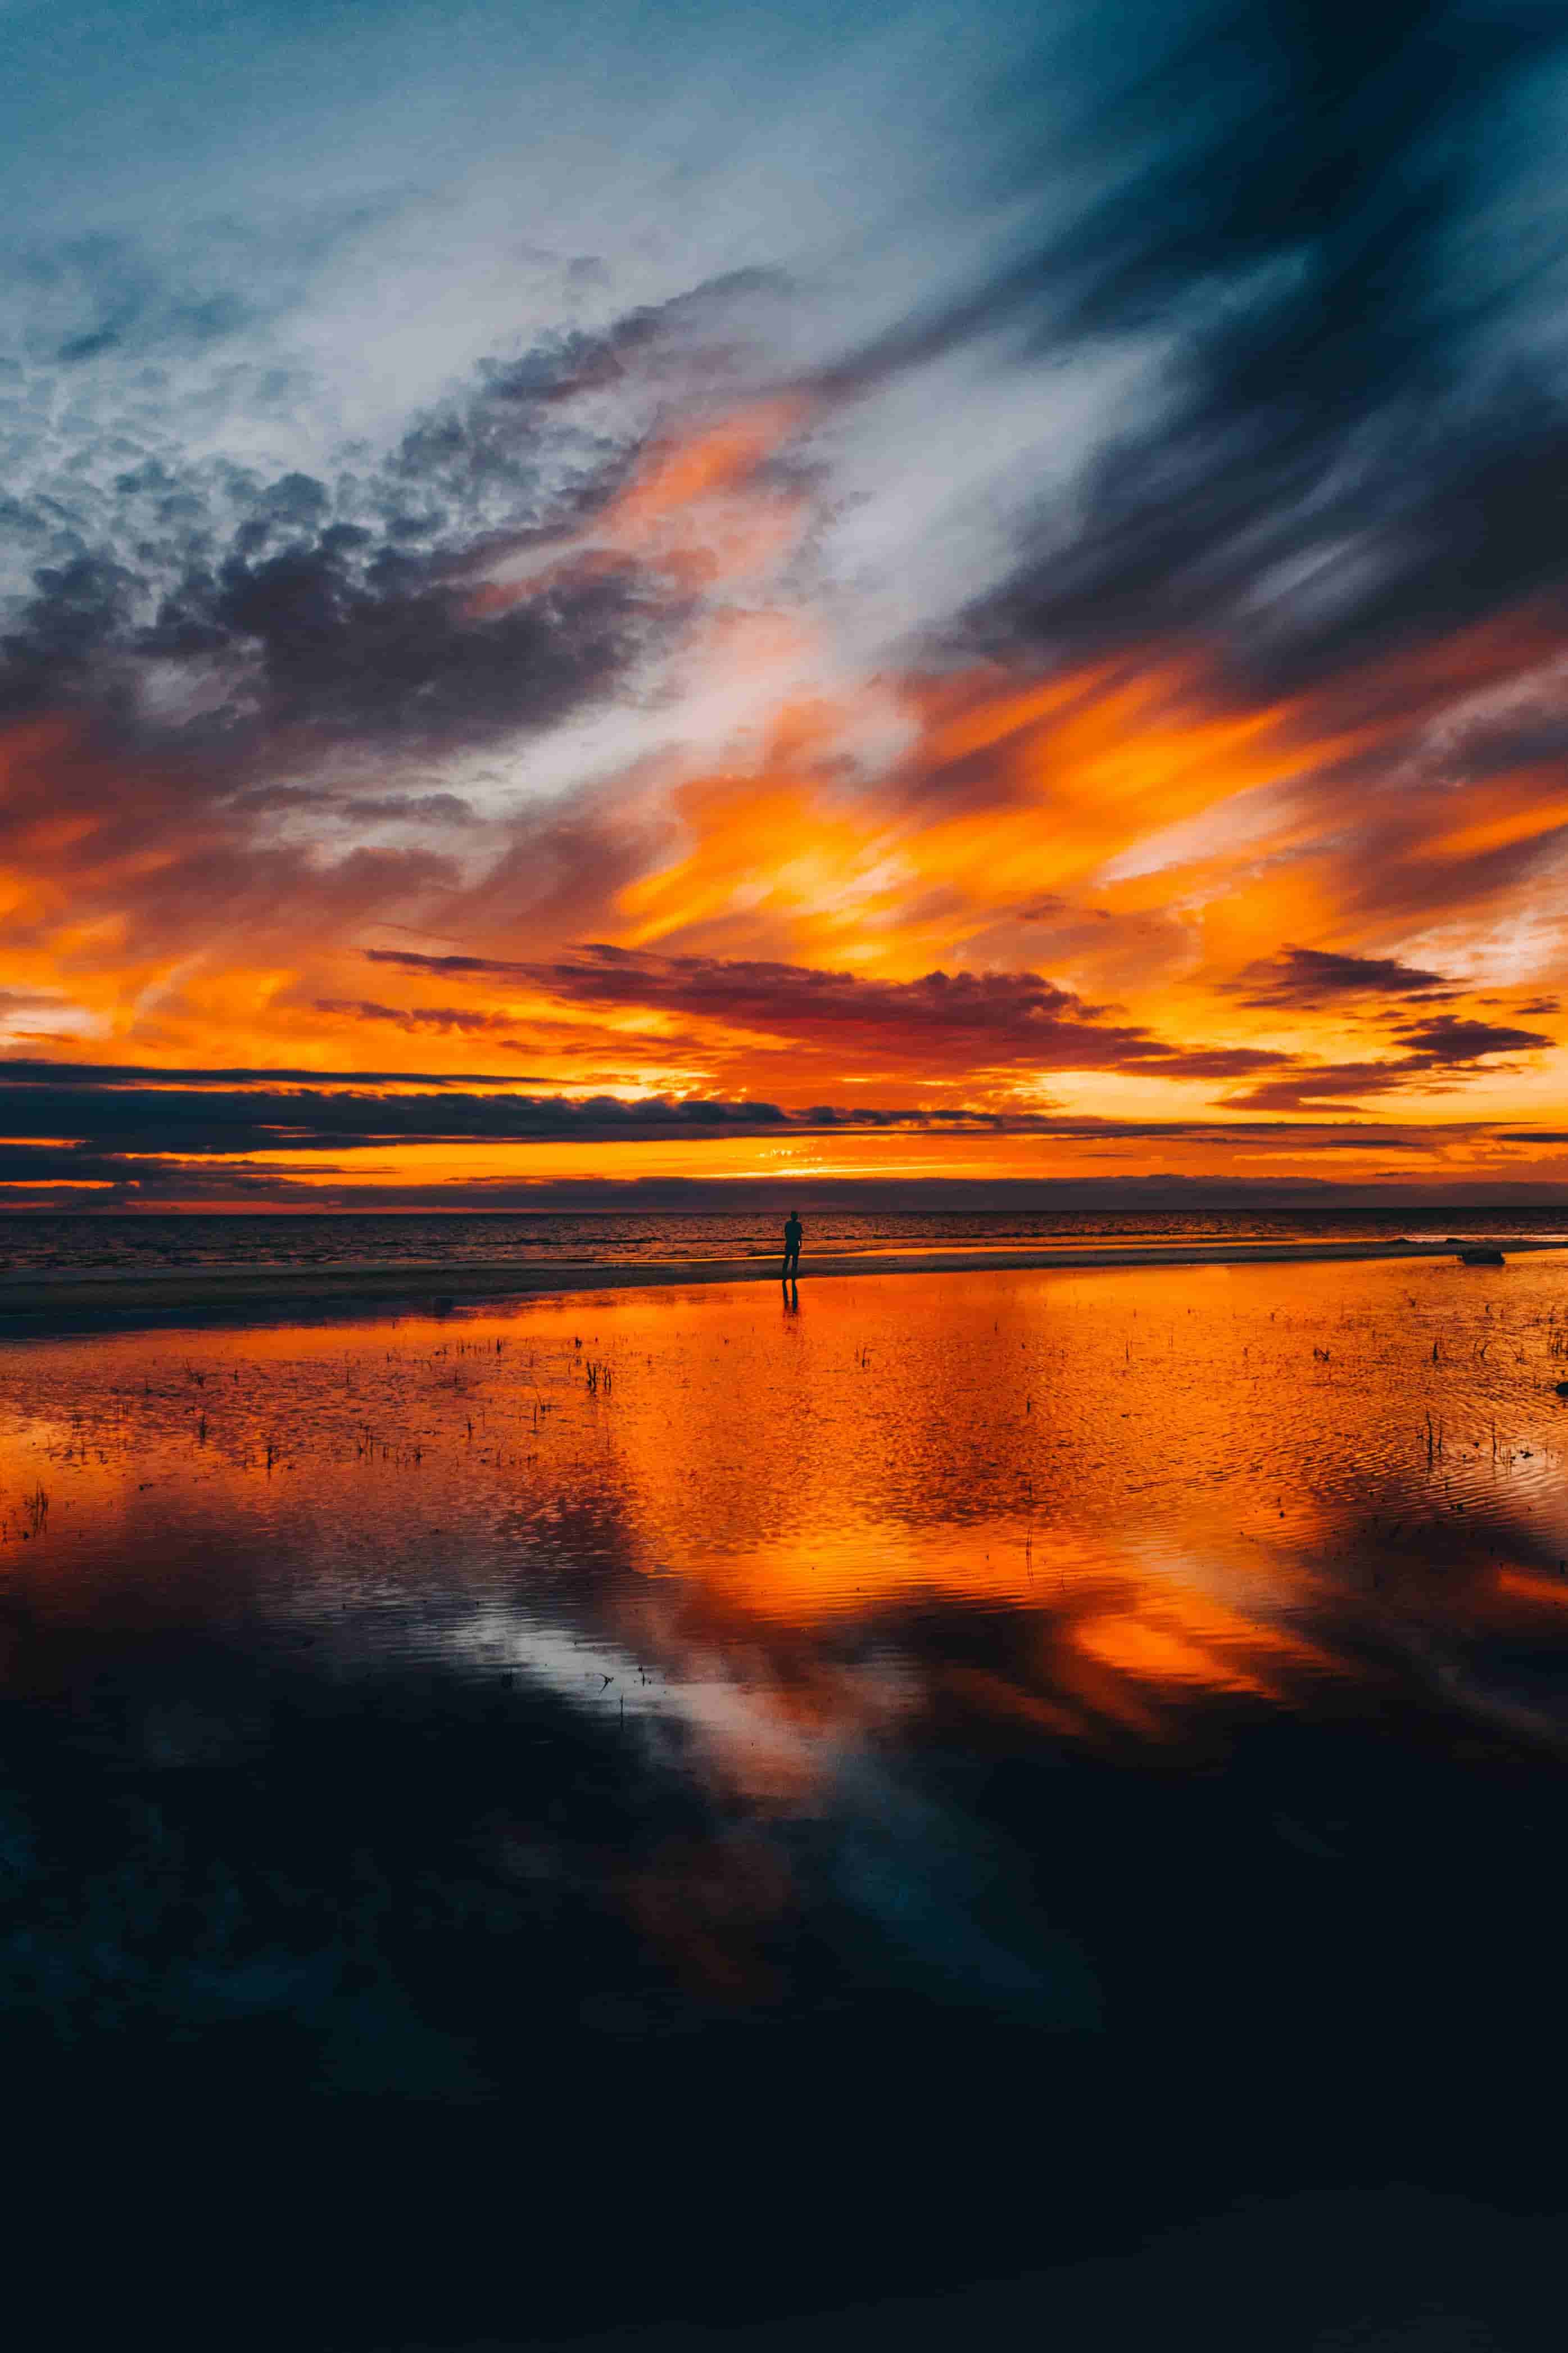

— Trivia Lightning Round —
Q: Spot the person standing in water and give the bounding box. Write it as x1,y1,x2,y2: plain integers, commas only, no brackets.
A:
782,1209,803,1283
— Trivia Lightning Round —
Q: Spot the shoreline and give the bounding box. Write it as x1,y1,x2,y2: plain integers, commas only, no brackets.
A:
2,1233,1564,1337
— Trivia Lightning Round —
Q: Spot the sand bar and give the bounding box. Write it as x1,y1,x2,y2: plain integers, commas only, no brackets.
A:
1,1233,1564,1336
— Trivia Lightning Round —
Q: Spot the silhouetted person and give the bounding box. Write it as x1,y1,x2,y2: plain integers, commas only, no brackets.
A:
782,1210,803,1283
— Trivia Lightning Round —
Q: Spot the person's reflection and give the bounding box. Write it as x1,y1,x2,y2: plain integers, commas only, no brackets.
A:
782,1279,799,1316
781,1209,803,1285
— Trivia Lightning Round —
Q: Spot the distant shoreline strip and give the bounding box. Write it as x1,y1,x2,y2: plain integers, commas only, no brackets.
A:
1,1234,1565,1338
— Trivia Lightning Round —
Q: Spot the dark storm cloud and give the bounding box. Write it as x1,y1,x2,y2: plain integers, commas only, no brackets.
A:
1226,945,1459,1009
0,274,742,762
0,1067,1531,1207
6,1043,1529,1172
975,5,1568,689
0,1081,796,1161
1391,1012,1555,1062
3,0,1567,1182
7,1,1568,852
0,527,647,756
364,944,1291,1079
203,542,642,749
12,4,1568,768
1,237,856,784
1227,1008,1555,1108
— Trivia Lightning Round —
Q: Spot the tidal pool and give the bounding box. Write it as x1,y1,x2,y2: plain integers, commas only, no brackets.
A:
4,1256,1568,2346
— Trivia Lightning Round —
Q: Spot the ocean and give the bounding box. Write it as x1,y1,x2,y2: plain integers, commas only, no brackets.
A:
6,1251,1568,2345
3,1202,1567,1276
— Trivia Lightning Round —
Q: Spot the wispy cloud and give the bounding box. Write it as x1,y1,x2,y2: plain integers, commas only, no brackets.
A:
3,3,1568,1200
364,943,1291,1083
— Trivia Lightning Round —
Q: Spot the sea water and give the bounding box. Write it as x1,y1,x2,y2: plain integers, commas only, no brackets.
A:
4,1252,1567,2343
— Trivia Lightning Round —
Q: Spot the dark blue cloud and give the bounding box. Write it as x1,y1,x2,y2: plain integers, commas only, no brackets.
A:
3,0,1568,1101
973,4,1568,685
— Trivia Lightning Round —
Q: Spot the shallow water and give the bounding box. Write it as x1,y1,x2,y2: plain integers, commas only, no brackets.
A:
5,1256,1568,2344
8,1256,1568,1740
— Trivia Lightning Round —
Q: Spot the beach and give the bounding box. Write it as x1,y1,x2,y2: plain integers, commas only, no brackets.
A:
3,1228,1565,1334
5,1253,1568,2344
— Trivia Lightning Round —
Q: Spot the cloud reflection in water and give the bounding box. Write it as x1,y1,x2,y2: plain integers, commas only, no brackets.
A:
3,1255,1568,2052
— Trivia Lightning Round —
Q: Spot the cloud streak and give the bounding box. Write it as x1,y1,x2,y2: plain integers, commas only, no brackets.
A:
3,3,1568,1202
1228,1011,1556,1110
365,943,1291,1083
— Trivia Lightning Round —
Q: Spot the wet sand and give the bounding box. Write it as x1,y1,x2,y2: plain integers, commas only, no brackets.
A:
2,1230,1564,1333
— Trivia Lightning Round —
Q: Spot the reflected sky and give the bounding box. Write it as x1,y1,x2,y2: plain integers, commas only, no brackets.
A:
8,1260,1568,1730
5,1256,1568,2013
8,1255,1568,2342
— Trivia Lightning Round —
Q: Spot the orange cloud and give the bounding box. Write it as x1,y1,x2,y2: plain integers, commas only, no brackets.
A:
5,589,1568,1205
470,395,813,614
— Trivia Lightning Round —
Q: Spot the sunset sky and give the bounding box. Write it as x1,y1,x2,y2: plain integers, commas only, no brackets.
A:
4,0,1568,1210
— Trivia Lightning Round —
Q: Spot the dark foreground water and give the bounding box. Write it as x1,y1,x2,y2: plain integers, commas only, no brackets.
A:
4,1256,1568,2347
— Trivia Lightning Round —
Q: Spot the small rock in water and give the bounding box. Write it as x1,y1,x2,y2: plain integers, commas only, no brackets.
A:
1458,1247,1506,1265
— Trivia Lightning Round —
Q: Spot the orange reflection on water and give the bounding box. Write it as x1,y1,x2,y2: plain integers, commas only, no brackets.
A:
3,1254,1568,1785
1070,1587,1318,1704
